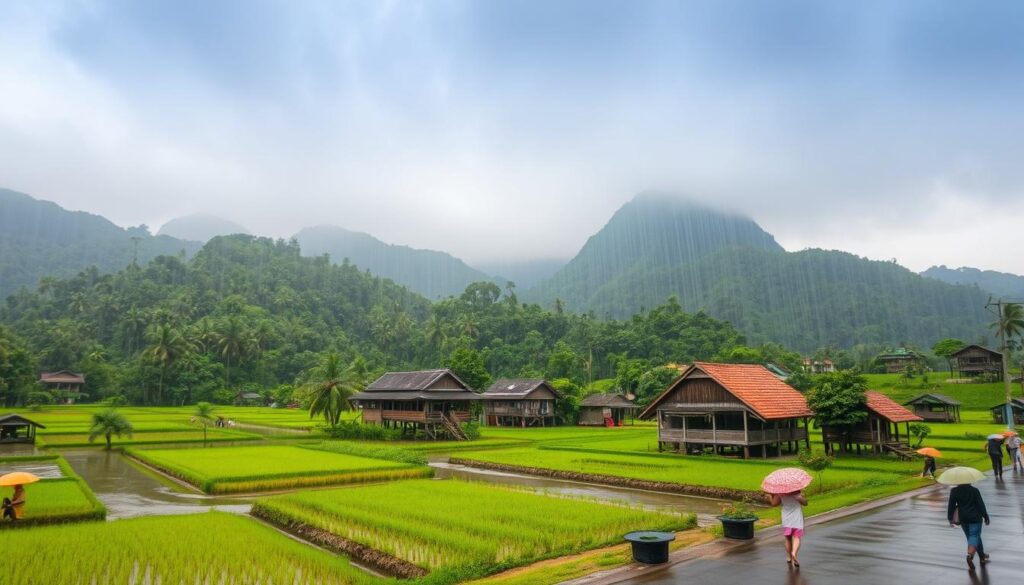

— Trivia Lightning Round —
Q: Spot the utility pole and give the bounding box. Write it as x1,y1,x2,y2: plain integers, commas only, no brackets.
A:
987,298,1017,430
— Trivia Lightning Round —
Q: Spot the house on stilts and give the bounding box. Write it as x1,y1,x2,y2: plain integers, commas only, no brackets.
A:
639,362,813,459
482,379,560,427
821,391,922,457
349,369,479,440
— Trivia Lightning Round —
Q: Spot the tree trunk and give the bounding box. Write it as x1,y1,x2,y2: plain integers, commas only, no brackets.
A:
105,431,112,450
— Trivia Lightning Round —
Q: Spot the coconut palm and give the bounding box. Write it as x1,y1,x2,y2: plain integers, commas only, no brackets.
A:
88,409,133,450
992,302,1024,427
425,313,448,361
214,316,249,389
190,401,217,445
303,353,362,427
147,323,190,405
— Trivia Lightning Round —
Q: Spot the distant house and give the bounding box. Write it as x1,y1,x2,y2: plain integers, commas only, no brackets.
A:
990,399,1024,426
802,358,834,374
235,391,265,406
951,345,1003,381
875,349,923,374
482,379,560,427
903,393,961,423
639,362,813,459
349,369,479,440
38,371,86,404
0,414,46,444
578,394,637,426
821,391,922,456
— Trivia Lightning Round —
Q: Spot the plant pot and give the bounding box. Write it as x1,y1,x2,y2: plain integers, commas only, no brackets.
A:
717,516,757,540
624,531,675,564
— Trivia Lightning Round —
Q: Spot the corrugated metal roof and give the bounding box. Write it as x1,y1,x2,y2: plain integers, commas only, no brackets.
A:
39,370,85,384
482,379,561,399
903,393,961,406
580,394,636,407
350,390,480,402
364,369,472,392
0,414,46,428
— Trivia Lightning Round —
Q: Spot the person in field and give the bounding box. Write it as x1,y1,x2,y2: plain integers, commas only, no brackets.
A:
948,482,990,570
770,490,807,567
6,484,26,520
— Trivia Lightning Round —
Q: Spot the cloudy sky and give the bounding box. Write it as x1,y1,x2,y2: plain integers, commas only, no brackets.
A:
1,1,1023,273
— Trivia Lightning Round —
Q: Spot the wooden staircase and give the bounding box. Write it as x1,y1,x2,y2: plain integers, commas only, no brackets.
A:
442,413,468,441
882,442,916,461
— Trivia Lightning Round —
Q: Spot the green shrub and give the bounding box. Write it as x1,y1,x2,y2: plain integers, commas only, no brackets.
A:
319,421,401,441
461,421,481,440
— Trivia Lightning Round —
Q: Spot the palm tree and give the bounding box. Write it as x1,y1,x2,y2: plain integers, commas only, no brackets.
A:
119,307,147,355
991,302,1024,428
88,409,133,450
425,313,448,361
303,353,361,427
456,314,479,340
214,316,248,389
190,401,217,445
147,323,190,405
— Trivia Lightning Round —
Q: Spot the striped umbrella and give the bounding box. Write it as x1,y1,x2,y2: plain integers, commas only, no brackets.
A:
761,468,812,494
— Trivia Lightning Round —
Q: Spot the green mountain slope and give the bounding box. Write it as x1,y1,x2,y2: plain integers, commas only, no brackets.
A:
0,188,201,300
921,265,1024,300
294,225,498,300
526,194,991,351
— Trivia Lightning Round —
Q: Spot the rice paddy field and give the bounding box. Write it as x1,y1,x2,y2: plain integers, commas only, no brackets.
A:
0,512,376,585
0,454,105,526
37,428,263,447
253,479,694,582
126,444,432,493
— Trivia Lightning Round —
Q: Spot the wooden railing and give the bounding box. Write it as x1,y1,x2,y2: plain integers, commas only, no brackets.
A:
658,426,807,445
486,406,552,416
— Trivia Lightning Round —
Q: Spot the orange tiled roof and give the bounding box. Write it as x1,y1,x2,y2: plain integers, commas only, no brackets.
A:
865,391,922,423
687,362,812,420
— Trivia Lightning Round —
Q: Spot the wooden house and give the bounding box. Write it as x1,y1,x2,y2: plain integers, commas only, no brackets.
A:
952,345,1003,381
874,349,922,374
802,358,834,374
234,391,265,406
990,399,1024,425
639,362,813,459
578,394,637,426
349,369,479,440
482,379,560,427
0,414,46,444
821,391,922,456
38,371,85,404
903,393,961,422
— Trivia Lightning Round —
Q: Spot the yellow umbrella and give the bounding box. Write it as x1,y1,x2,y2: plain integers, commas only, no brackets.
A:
937,467,985,485
916,447,943,458
0,472,40,487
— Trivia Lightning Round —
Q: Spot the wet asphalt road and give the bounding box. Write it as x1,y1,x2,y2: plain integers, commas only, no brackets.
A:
633,469,1024,585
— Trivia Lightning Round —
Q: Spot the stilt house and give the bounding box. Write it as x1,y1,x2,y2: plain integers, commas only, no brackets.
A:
639,362,813,459
821,391,922,456
350,369,479,440
952,345,1003,381
482,379,560,427
38,371,85,404
903,393,961,422
874,349,923,374
578,394,637,426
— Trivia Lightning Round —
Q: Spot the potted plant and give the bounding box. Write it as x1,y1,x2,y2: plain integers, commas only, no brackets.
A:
717,499,758,540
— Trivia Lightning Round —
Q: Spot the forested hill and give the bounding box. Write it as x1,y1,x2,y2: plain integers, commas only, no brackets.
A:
525,194,991,351
295,225,498,299
0,188,201,300
0,234,748,406
921,265,1024,300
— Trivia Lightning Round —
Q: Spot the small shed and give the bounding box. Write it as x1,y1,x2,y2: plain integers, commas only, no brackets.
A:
234,391,265,406
875,349,922,374
350,369,480,440
482,379,560,427
39,371,85,404
578,394,637,426
903,393,961,422
991,399,1024,426
952,345,1003,381
0,414,46,444
821,391,922,456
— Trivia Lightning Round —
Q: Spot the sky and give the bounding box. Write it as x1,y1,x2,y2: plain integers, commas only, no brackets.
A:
1,1,1023,273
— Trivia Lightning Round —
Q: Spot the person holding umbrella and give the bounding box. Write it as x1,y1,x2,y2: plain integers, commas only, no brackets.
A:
0,471,39,521
762,468,811,568
1004,431,1021,472
985,434,1004,479
917,447,942,478
941,466,989,570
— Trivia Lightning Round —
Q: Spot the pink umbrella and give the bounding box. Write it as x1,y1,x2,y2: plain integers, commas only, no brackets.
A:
761,468,813,494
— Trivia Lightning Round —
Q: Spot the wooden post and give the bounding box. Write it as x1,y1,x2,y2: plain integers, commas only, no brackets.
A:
711,413,717,447
742,411,749,459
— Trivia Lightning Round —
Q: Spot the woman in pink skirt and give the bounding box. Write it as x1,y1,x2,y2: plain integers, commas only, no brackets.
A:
770,490,808,567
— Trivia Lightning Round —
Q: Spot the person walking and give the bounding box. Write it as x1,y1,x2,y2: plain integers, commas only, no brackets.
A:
948,481,990,570
8,484,25,520
921,455,937,478
1005,433,1021,472
770,491,807,567
986,436,1004,479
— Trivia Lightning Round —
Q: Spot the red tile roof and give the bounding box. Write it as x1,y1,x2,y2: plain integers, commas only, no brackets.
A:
865,391,923,423
641,362,813,420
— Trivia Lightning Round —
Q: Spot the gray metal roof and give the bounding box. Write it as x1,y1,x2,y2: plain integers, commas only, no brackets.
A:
364,369,471,392
0,414,46,428
903,393,961,406
482,379,561,399
580,393,637,408
350,390,480,402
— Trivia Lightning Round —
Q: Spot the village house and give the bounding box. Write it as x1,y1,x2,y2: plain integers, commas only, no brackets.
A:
874,348,923,374
821,391,922,456
991,399,1024,426
802,358,834,374
349,369,479,440
639,362,813,459
903,393,961,423
482,379,560,427
38,371,86,404
951,344,1003,381
578,394,637,426
0,414,46,444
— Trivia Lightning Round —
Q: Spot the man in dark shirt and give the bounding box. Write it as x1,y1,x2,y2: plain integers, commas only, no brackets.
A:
948,483,990,570
986,438,1003,479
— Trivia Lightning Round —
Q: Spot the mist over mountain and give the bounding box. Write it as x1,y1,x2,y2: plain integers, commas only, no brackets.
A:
157,214,250,243
0,189,200,300
921,265,1024,300
474,259,566,291
525,194,991,351
294,225,497,299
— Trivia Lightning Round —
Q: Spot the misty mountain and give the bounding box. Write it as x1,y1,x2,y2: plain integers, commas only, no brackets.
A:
0,188,201,300
157,214,250,242
294,225,498,299
473,258,566,290
921,265,1024,300
525,194,991,351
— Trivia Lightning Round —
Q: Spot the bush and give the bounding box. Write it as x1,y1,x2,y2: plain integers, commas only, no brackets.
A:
909,422,932,447
319,421,401,441
461,421,481,440
718,499,758,520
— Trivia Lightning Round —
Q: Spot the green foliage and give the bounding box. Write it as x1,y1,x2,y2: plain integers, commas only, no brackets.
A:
190,401,216,444
806,371,869,427
909,422,932,448
319,421,401,441
0,326,37,407
87,408,133,450
718,499,758,520
461,421,482,440
300,353,360,427
305,441,427,465
798,449,834,494
446,347,491,390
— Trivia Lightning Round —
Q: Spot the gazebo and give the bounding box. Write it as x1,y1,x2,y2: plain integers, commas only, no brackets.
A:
991,399,1024,426
903,393,962,423
0,414,46,444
